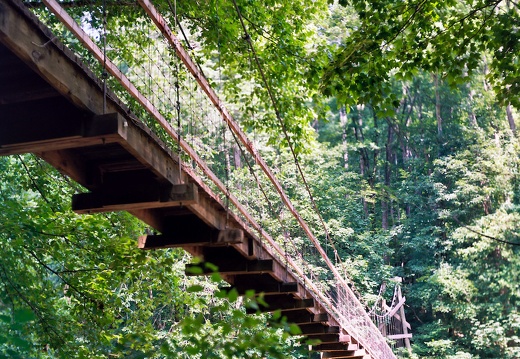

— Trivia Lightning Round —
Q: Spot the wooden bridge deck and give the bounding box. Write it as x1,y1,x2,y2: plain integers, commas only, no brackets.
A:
0,0,385,357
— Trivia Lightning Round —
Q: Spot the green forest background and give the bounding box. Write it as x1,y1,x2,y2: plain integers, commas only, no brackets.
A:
1,0,519,358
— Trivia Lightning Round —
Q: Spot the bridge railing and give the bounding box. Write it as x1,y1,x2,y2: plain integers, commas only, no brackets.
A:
24,1,395,357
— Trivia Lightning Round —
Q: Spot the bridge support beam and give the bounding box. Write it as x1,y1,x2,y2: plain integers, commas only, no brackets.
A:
312,343,358,352
222,280,298,295
185,259,273,275
247,294,314,313
281,310,329,324
0,112,125,156
320,349,369,358
138,218,244,249
298,323,340,335
73,182,198,213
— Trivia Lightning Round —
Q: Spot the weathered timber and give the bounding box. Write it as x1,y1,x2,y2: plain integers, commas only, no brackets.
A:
312,343,358,352
186,259,273,276
0,111,125,155
321,349,368,358
303,333,344,344
0,0,108,116
281,310,329,324
72,182,198,213
223,280,298,295
139,228,244,250
386,295,406,318
387,333,412,340
196,246,311,299
246,295,314,313
298,323,340,335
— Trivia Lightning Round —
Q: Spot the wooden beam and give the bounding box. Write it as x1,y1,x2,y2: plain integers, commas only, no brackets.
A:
72,182,198,213
321,349,368,358
397,286,412,351
138,229,244,249
387,333,412,340
0,0,111,116
229,281,298,295
247,295,314,313
281,310,329,324
0,112,125,155
138,213,222,249
185,259,272,276
387,295,406,318
303,334,342,344
298,323,340,335
312,343,358,352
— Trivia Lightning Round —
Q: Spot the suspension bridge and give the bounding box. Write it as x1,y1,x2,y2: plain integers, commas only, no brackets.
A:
0,0,408,357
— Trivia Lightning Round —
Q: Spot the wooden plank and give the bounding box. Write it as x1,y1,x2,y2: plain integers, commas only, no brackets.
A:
281,310,329,324
0,98,83,145
247,295,314,313
303,334,341,344
321,349,368,358
0,112,125,155
137,214,221,249
0,0,108,115
185,259,272,276
387,295,406,318
37,149,89,186
138,229,244,249
397,286,412,351
117,117,183,186
221,281,297,296
387,333,412,340
235,281,298,295
298,323,340,335
72,182,198,213
312,343,358,352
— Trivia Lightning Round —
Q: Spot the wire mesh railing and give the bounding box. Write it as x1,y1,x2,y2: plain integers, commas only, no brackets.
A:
23,0,396,357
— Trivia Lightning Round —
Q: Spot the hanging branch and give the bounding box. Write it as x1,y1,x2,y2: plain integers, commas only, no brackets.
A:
452,215,520,246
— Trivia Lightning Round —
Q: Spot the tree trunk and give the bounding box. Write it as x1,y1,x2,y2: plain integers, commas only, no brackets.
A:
352,106,369,218
506,103,516,134
433,74,443,138
467,86,478,128
340,105,349,169
382,125,394,230
233,144,242,169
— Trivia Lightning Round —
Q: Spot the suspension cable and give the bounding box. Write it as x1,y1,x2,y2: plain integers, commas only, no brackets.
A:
230,0,347,274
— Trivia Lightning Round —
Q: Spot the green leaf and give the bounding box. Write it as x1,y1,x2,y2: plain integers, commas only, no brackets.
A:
187,285,204,293
226,288,239,303
14,309,35,324
185,265,203,275
210,272,222,283
289,323,302,335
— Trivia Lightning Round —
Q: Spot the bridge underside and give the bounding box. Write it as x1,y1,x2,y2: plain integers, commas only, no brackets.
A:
0,0,376,357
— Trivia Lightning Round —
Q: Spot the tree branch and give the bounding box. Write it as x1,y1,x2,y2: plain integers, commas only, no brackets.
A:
452,215,520,246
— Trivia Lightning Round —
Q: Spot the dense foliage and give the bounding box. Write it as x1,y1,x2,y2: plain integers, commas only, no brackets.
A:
0,155,307,358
